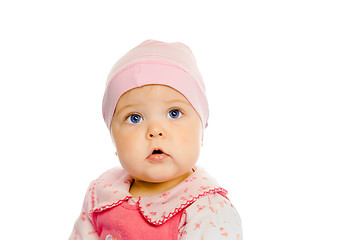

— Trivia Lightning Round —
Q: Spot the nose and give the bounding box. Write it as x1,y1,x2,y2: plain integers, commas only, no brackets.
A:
146,124,166,139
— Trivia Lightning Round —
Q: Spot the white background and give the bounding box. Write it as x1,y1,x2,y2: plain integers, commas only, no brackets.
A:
0,1,359,239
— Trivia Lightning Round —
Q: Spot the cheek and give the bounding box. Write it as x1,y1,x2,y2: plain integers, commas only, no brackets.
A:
184,120,202,143
175,122,202,154
114,128,144,157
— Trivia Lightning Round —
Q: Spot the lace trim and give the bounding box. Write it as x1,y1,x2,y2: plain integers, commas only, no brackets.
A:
138,187,228,226
88,170,132,218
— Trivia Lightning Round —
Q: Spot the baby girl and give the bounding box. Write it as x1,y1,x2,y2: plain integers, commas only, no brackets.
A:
70,40,242,239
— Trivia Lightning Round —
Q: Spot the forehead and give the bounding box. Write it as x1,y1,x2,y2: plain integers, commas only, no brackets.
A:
116,85,191,108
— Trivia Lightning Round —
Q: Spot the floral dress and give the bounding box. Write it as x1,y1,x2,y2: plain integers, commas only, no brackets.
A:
69,166,242,240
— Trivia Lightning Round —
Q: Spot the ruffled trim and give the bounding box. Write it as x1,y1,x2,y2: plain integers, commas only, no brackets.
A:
91,196,133,214
86,166,228,226
138,187,228,225
86,167,134,220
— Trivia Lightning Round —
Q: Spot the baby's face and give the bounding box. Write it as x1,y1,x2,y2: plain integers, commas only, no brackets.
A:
111,85,202,183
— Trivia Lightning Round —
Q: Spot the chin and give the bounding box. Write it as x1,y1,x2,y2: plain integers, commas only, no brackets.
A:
146,174,174,183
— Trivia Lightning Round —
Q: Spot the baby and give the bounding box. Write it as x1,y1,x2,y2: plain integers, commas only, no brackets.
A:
70,40,242,239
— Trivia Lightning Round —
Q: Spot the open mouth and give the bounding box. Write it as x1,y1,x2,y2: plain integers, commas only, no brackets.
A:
152,149,164,154
147,148,169,162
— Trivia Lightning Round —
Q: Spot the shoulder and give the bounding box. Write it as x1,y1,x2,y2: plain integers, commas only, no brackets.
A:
94,166,127,182
85,167,127,195
82,167,132,214
179,189,242,239
185,192,240,222
89,166,130,190
182,167,238,218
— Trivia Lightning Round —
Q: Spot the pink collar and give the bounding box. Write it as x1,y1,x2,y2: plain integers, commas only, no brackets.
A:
88,167,227,225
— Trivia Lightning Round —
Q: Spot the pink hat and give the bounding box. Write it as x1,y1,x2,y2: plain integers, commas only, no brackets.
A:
102,39,209,132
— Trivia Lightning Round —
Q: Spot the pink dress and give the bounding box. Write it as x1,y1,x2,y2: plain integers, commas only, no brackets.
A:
69,167,242,240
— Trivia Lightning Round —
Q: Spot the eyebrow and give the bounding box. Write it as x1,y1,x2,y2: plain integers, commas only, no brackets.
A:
115,104,140,116
164,99,190,105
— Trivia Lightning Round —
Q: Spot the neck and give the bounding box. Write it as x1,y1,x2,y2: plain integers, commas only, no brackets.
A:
129,170,193,198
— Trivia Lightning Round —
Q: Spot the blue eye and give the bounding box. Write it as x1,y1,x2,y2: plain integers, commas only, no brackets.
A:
126,114,143,124
168,109,182,119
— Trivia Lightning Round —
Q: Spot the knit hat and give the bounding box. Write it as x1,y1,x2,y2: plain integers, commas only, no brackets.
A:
102,39,209,132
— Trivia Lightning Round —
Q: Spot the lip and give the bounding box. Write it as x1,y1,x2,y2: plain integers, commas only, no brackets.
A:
147,148,170,162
